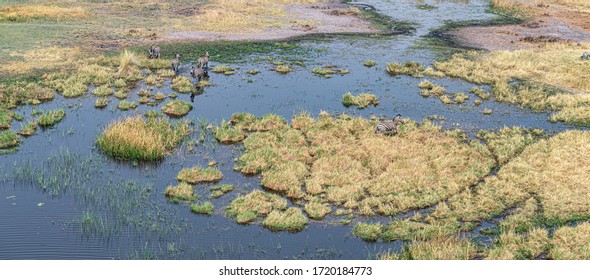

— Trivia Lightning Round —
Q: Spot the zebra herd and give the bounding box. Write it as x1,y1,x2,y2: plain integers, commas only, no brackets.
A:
147,44,406,135
148,45,210,101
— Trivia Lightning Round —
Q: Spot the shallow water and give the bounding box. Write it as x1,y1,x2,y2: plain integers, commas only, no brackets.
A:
0,0,582,259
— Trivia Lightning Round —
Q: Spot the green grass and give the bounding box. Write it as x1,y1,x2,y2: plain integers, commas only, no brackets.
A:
18,121,37,137
165,182,195,202
36,109,65,127
352,222,384,242
304,202,331,220
92,85,113,97
341,92,379,109
117,101,137,110
212,65,235,73
386,61,425,77
209,184,235,198
94,98,109,108
274,64,292,74
191,201,214,215
0,108,15,129
161,100,192,117
363,60,376,67
214,121,247,144
96,116,191,161
225,190,288,224
171,76,193,93
177,166,223,184
0,130,19,150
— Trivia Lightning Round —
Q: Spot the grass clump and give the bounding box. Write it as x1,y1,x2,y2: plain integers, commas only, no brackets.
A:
210,184,235,198
247,69,260,75
342,92,379,109
153,92,167,101
304,202,331,220
117,101,137,111
177,166,223,184
274,65,292,74
262,208,308,232
550,223,590,260
114,89,129,100
439,95,453,104
353,222,384,242
117,49,139,78
386,61,425,77
0,5,90,22
381,236,476,260
37,109,65,127
482,108,493,115
0,130,19,150
92,85,113,97
191,202,214,215
165,182,195,202
485,229,549,260
162,100,192,117
214,121,247,144
453,92,469,104
0,109,15,129
212,65,234,73
311,67,337,77
476,127,540,165
363,60,377,67
171,76,193,93
94,98,109,109
96,116,191,161
225,190,288,224
18,121,37,137
470,87,490,99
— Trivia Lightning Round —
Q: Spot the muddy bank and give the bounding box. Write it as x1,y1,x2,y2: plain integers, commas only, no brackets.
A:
448,0,590,50
165,3,379,42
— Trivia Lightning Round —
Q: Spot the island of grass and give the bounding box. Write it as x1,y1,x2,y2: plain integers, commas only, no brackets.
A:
96,115,190,161
342,92,379,109
177,166,223,184
171,76,193,93
37,109,65,127
162,100,192,117
191,201,214,215
165,182,195,202
0,130,19,151
210,184,235,198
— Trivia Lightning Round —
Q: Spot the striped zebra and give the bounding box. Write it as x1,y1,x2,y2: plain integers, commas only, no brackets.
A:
376,114,405,135
582,52,590,60
148,45,160,59
198,51,209,70
171,53,180,73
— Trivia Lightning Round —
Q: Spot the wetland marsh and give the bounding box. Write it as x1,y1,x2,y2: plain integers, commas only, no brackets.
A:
1,0,589,260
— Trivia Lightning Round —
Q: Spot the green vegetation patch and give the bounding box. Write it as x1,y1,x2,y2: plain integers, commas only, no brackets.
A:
162,100,192,117
117,101,137,110
225,190,288,224
191,201,214,215
18,121,37,137
342,92,379,109
177,166,223,184
262,208,308,232
0,130,19,150
96,116,190,161
171,76,193,93
36,109,65,127
165,182,195,202
381,236,476,260
94,98,109,108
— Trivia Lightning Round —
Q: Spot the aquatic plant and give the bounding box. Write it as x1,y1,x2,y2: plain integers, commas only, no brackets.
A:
352,222,383,242
165,182,195,202
386,61,425,77
0,108,15,129
212,65,234,73
482,108,493,115
92,85,113,97
171,76,193,93
341,92,379,109
196,80,213,88
18,121,37,137
191,202,214,215
113,78,127,88
225,190,288,224
247,69,260,75
96,116,191,161
363,60,376,67
470,87,490,100
94,98,109,108
304,202,331,220
439,95,453,104
153,92,166,101
274,65,292,74
37,109,65,127
453,92,469,104
177,166,223,184
117,101,137,110
0,130,19,150
214,121,246,144
262,208,308,232
114,89,129,99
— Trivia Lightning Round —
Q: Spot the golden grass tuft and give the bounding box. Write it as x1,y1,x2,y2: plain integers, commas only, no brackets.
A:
262,207,308,232
96,116,190,161
0,5,91,22
485,228,549,260
177,166,223,184
117,50,139,77
165,182,195,202
341,92,379,109
550,223,590,260
225,190,288,224
380,236,477,260
476,127,540,165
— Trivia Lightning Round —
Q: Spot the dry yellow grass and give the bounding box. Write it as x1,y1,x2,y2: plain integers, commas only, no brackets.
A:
172,0,323,33
0,5,91,22
533,0,590,12
380,236,477,260
485,228,549,260
550,223,590,259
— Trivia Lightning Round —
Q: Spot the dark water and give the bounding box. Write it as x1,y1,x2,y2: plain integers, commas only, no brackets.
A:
0,0,580,259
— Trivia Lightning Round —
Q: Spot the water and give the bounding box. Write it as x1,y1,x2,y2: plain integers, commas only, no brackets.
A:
0,0,582,259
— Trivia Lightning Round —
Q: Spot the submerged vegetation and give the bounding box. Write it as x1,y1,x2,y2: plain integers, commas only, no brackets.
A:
36,109,65,127
96,116,191,161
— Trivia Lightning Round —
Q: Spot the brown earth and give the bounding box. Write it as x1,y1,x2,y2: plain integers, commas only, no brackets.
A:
165,3,378,42
449,0,590,50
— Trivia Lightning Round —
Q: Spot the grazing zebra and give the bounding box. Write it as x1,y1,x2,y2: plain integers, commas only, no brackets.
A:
582,52,590,60
171,53,180,73
148,45,160,59
375,114,405,135
198,51,210,70
190,66,206,82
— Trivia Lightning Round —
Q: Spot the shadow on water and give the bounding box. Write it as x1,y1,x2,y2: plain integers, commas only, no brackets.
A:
0,0,584,259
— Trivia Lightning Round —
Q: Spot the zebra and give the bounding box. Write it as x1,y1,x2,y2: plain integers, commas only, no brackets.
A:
582,52,590,60
375,114,405,135
198,51,210,71
148,45,160,59
171,53,180,73
190,65,206,82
